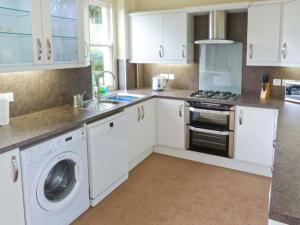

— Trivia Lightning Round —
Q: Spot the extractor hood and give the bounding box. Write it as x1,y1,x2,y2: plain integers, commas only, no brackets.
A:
195,10,234,45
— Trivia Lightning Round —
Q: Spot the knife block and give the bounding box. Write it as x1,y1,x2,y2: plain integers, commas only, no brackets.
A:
260,83,271,99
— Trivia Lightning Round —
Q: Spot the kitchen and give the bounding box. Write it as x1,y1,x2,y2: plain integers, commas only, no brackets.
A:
0,0,300,225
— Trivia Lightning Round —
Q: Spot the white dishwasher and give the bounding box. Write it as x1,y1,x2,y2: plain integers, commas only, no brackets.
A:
87,111,128,207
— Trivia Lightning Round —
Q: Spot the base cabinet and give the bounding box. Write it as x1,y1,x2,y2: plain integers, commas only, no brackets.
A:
126,99,156,169
0,149,25,225
157,99,185,149
234,106,278,166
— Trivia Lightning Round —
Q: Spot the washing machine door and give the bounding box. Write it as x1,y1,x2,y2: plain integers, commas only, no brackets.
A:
36,152,83,212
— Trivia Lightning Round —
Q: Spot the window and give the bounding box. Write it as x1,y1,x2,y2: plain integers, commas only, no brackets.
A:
89,2,114,90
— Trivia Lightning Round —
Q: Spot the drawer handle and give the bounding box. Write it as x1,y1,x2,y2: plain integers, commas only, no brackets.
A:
249,43,253,59
141,105,145,120
239,110,243,125
46,38,52,60
137,107,141,122
282,42,287,60
12,156,19,183
37,38,42,61
179,104,183,117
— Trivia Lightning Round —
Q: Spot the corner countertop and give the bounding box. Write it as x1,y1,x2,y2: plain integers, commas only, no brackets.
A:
0,89,299,224
0,89,193,154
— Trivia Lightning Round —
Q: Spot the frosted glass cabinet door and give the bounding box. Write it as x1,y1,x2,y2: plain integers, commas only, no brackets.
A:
0,0,34,66
41,0,79,64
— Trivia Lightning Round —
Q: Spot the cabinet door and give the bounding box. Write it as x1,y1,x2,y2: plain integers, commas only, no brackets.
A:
281,0,300,65
140,99,156,149
130,14,163,61
234,106,277,166
157,99,185,149
41,0,79,64
0,149,25,225
163,12,187,61
247,4,281,66
77,0,90,65
0,0,35,67
126,104,143,163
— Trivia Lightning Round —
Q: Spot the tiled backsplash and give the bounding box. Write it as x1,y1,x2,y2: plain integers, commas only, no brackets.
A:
0,66,92,118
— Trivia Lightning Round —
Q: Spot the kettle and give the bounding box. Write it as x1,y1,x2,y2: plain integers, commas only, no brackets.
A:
152,76,168,91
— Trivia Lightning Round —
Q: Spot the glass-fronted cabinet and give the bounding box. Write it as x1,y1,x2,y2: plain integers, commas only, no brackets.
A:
0,0,34,66
50,0,78,63
41,0,79,64
0,0,89,71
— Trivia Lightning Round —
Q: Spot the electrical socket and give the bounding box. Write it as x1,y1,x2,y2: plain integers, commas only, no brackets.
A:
273,79,282,86
160,74,175,80
0,92,14,102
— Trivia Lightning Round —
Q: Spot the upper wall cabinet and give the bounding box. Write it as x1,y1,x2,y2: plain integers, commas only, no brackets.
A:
247,3,281,66
0,0,90,73
129,11,194,64
281,0,300,66
247,0,300,67
0,0,34,66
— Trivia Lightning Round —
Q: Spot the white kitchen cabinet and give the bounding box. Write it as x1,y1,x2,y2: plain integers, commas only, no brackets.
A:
234,106,278,167
129,14,164,62
0,149,25,225
127,99,156,169
163,12,194,62
281,0,300,66
157,99,185,149
129,11,194,64
247,3,281,66
0,0,89,72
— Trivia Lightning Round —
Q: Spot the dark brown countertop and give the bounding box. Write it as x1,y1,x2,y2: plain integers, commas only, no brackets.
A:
0,89,193,153
0,89,299,224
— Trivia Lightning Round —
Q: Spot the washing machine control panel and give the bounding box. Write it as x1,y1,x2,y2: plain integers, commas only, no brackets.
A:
24,127,86,166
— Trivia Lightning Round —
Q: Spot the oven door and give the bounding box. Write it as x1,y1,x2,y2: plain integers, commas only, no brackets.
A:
189,107,234,131
187,126,234,158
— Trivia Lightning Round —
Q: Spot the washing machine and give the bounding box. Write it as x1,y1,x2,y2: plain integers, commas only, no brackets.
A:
21,127,89,225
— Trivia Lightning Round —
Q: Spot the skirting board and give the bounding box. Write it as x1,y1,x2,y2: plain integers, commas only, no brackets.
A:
129,146,154,171
90,173,128,207
154,145,272,177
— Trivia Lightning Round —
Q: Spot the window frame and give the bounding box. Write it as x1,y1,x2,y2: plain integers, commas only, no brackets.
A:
89,0,116,90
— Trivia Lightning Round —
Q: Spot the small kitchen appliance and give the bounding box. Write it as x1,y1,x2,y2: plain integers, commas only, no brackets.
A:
152,75,168,91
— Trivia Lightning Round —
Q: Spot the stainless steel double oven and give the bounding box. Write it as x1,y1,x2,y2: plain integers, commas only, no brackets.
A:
186,101,235,158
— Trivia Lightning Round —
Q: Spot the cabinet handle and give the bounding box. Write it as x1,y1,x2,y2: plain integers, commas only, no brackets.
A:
179,104,183,117
84,41,89,58
239,110,243,125
282,43,287,60
273,139,277,148
249,43,253,59
182,45,186,58
159,45,164,58
46,38,52,60
12,156,18,183
37,38,42,61
141,105,145,120
137,107,141,122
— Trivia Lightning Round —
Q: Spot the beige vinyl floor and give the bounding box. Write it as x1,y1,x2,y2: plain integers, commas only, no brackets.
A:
73,153,271,225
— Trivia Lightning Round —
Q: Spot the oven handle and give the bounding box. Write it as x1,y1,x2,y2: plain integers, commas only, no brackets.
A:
190,126,230,136
189,107,230,115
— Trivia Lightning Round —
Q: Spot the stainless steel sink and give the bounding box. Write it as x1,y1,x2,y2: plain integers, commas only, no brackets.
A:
103,93,145,103
82,99,123,111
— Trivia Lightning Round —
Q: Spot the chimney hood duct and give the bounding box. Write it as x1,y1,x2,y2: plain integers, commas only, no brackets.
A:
195,10,234,45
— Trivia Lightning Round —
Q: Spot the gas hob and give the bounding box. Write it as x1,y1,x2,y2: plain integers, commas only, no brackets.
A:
190,90,239,101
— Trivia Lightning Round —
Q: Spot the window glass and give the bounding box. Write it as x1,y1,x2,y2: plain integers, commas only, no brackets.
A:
89,3,114,91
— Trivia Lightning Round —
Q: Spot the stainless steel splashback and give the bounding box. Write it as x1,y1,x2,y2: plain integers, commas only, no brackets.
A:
199,43,243,94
